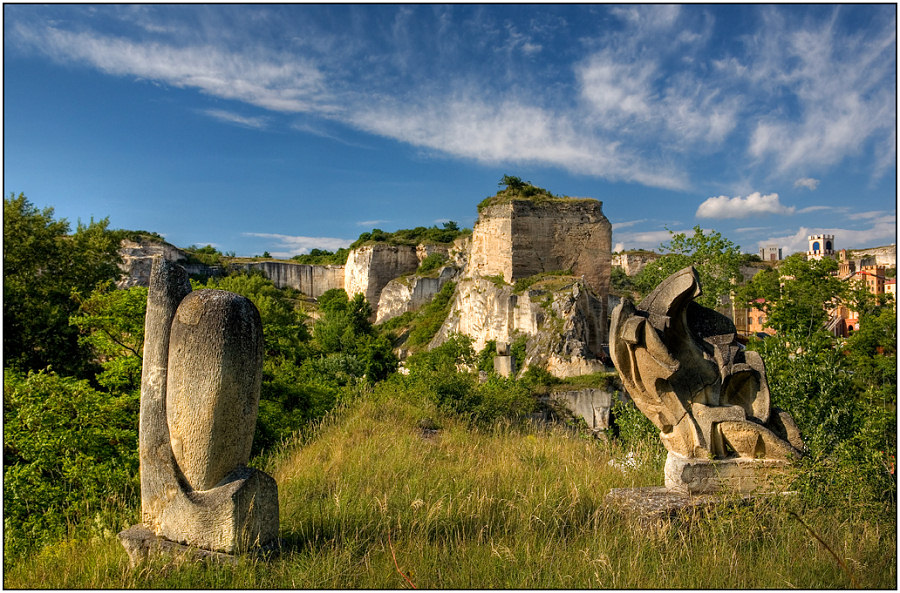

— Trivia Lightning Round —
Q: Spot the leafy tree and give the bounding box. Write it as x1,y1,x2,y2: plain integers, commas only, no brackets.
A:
4,370,140,558
736,254,846,334
632,226,744,309
70,283,148,393
4,193,123,376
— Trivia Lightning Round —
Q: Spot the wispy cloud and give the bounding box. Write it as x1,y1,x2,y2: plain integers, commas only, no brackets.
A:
794,177,819,190
795,205,834,214
611,219,648,230
696,192,795,219
242,232,351,256
201,109,268,129
356,220,390,227
8,5,895,191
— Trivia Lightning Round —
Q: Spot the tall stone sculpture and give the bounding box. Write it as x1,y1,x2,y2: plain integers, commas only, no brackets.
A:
610,267,803,494
120,257,278,562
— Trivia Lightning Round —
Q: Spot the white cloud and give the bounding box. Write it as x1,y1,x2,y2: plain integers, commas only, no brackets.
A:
794,177,819,190
759,217,897,254
741,8,895,177
613,242,625,253
356,220,390,227
612,219,648,230
795,205,834,214
201,109,268,129
696,192,795,219
242,232,351,255
612,229,690,252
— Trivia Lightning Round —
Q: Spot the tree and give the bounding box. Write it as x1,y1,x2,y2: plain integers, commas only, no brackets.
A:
736,254,846,335
633,226,745,309
4,193,123,376
70,283,148,393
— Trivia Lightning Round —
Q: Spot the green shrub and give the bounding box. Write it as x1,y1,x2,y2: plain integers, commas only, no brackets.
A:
416,253,448,275
3,370,139,559
406,281,457,349
290,248,350,265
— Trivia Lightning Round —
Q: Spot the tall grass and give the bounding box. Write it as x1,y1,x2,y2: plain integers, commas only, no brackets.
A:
5,394,895,589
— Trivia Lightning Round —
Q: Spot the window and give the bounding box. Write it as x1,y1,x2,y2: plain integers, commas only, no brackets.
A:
813,241,820,252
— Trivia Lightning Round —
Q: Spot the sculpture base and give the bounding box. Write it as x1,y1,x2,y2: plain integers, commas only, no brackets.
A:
664,451,793,494
118,525,279,567
605,486,760,524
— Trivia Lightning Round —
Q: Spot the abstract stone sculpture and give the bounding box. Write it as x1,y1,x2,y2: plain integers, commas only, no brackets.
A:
609,266,803,494
120,257,278,559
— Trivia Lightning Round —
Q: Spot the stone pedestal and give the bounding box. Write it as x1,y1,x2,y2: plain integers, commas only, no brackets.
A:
664,451,792,494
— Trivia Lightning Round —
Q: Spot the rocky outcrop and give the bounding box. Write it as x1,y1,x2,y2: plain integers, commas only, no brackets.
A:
118,238,189,288
241,261,344,298
344,244,421,306
611,251,661,277
847,244,896,268
431,196,612,378
375,266,456,323
468,198,611,296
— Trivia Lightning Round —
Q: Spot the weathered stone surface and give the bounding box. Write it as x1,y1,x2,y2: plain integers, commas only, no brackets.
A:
609,266,803,494
131,257,278,558
118,238,189,289
605,486,762,525
493,354,516,378
375,266,456,324
664,452,793,494
467,199,612,297
344,244,421,309
611,251,661,277
549,388,613,432
167,290,263,491
241,261,344,298
118,525,240,567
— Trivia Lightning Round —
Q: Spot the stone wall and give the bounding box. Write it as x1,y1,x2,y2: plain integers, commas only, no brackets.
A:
241,261,345,298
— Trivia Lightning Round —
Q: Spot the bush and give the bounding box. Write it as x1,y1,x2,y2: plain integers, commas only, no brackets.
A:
3,370,139,559
416,253,448,275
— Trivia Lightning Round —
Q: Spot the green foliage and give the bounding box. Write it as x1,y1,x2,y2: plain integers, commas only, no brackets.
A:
4,193,123,377
478,176,565,212
510,334,528,372
70,283,148,393
749,330,896,511
737,254,846,334
632,226,744,309
476,340,498,374
183,244,224,266
405,281,458,349
416,253,449,275
291,248,350,265
4,370,139,559
349,222,468,250
512,270,572,293
398,335,534,423
609,267,635,296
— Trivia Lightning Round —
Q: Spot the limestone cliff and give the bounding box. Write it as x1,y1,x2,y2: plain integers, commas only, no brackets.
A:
241,261,344,298
376,266,457,323
432,196,612,378
343,244,420,306
117,238,189,288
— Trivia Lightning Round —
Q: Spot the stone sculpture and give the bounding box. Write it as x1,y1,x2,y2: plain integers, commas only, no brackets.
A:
609,266,803,494
119,257,278,562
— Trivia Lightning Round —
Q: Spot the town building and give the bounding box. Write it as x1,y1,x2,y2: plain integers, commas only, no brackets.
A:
807,234,835,260
759,245,782,262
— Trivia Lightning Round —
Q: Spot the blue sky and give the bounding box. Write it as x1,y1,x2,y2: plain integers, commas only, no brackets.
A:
4,4,896,258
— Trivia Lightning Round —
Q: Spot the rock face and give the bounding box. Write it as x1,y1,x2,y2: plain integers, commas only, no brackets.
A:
118,238,189,289
611,251,661,277
242,261,345,298
432,197,611,378
548,388,614,433
376,266,456,323
125,257,278,559
344,244,421,307
468,199,611,296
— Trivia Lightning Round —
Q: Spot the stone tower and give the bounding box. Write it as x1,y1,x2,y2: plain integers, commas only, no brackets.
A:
808,234,835,260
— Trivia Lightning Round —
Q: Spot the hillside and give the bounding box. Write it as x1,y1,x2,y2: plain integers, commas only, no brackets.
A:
5,392,894,589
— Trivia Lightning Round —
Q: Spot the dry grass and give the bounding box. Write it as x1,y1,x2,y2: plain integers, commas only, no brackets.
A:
5,395,895,589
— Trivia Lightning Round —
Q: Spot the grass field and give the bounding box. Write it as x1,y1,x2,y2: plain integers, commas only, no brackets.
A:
5,394,896,589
